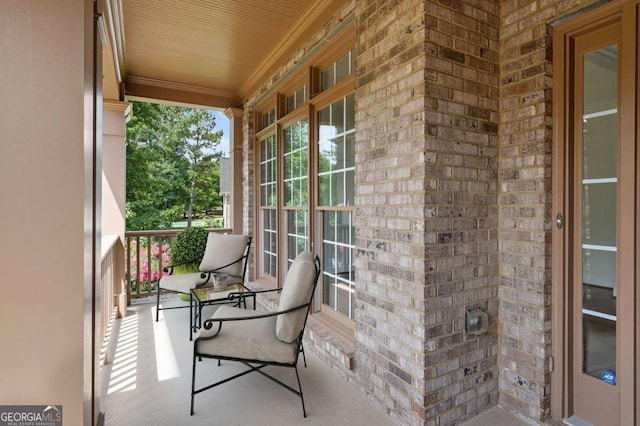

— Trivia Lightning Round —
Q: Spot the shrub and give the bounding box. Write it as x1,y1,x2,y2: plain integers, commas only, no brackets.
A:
170,227,209,267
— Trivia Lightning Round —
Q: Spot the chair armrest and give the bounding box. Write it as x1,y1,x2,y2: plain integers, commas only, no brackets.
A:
226,287,282,299
197,303,309,341
163,261,195,274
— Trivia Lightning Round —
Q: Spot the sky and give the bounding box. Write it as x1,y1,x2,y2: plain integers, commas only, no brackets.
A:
210,110,230,156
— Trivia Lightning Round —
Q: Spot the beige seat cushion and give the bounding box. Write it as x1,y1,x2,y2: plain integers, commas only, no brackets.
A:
275,251,317,343
196,306,298,364
199,233,249,284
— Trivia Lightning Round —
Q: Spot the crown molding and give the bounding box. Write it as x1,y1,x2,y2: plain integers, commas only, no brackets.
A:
239,0,345,99
126,76,237,99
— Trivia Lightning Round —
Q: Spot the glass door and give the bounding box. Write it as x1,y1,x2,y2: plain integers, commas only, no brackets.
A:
553,3,638,423
567,15,636,425
580,44,619,382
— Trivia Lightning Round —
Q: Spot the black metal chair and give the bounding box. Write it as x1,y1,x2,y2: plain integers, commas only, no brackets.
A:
190,251,321,418
156,233,252,339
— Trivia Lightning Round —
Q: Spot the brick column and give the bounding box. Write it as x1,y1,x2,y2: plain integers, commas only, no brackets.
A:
355,1,499,424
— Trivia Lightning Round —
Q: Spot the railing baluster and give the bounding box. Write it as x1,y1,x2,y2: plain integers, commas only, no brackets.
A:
135,235,141,297
125,234,131,305
124,228,231,300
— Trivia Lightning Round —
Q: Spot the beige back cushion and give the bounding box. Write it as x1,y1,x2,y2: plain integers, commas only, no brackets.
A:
275,251,317,343
199,233,249,284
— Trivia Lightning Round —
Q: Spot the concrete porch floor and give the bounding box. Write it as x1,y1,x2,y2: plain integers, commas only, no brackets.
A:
100,299,532,425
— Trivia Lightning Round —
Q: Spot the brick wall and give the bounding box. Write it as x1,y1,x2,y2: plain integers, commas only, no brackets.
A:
238,0,613,423
354,1,431,423
355,0,500,424
498,0,591,421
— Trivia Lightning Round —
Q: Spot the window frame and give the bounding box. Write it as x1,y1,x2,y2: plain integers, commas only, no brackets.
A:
279,109,313,275
311,84,356,330
255,129,279,285
251,24,355,332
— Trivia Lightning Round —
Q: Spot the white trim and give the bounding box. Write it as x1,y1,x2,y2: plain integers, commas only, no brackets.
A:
582,244,617,252
582,177,617,184
583,108,617,119
582,308,617,322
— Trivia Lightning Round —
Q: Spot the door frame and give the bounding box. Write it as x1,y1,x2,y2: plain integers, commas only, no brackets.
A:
551,0,637,422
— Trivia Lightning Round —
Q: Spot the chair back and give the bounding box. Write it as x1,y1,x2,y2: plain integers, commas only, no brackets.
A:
275,251,320,343
198,233,251,285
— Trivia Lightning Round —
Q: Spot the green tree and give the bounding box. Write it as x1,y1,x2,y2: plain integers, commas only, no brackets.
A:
125,101,223,230
182,109,223,226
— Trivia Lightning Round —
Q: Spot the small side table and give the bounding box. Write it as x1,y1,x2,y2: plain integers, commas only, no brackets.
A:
189,283,255,340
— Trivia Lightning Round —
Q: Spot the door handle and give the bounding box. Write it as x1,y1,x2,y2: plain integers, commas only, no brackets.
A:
556,213,564,229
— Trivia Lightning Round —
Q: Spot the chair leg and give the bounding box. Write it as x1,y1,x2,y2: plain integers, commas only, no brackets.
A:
190,347,197,415
189,293,194,341
295,366,307,418
156,286,161,322
300,343,307,368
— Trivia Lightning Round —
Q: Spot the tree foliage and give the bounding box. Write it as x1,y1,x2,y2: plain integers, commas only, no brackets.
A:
169,226,209,266
126,101,224,230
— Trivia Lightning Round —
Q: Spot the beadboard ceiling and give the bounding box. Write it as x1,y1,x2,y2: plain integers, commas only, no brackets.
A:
107,0,342,107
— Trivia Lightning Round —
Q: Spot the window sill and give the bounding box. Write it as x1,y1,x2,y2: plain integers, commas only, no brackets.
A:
306,312,355,371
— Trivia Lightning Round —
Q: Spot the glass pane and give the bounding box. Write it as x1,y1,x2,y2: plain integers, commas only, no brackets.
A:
319,174,331,205
287,95,295,114
296,86,306,107
336,172,345,206
583,249,616,289
318,140,332,173
345,169,355,206
345,93,355,131
583,114,617,179
262,209,277,277
283,120,309,206
334,136,345,170
322,65,335,91
287,210,308,264
269,133,276,157
336,52,350,83
317,94,355,208
583,183,616,246
318,108,335,141
269,183,276,206
321,211,355,319
345,132,355,168
333,98,344,134
581,45,617,382
260,135,277,207
583,45,617,114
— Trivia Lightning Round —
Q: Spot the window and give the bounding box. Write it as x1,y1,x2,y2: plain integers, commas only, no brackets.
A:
283,119,309,268
259,134,277,278
253,26,355,325
321,49,355,91
317,94,355,319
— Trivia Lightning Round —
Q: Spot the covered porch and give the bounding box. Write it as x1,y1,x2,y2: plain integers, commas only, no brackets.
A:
3,0,620,424
99,297,528,426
